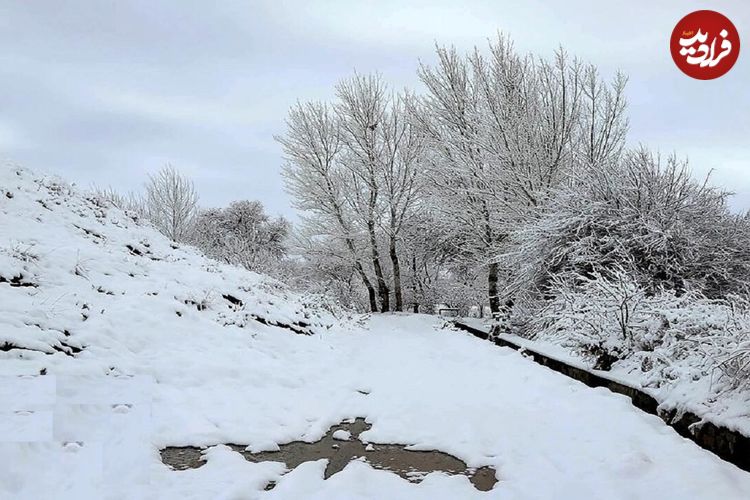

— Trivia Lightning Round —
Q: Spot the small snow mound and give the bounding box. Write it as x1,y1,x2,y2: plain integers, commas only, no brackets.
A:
245,441,280,453
112,404,132,414
332,429,351,441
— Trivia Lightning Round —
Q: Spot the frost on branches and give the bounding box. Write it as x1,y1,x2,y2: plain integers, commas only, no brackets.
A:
506,149,750,419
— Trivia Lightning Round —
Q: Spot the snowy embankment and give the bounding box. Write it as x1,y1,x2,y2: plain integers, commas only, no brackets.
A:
461,312,750,440
2,165,750,499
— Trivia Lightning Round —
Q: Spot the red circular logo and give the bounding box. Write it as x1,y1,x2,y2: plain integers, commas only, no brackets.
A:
670,10,740,80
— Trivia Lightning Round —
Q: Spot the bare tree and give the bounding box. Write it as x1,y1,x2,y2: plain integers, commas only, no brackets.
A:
414,40,518,315
378,91,424,311
414,35,624,317
335,73,392,311
144,164,199,242
578,67,629,166
277,101,380,312
281,75,426,313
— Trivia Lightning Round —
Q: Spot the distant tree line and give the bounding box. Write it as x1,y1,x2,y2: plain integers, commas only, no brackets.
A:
96,164,290,276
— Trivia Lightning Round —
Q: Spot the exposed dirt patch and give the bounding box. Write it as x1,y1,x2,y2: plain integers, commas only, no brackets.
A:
160,418,498,492
250,314,310,336
222,293,243,308
125,244,143,256
0,274,38,288
125,243,162,261
73,224,105,242
0,339,83,357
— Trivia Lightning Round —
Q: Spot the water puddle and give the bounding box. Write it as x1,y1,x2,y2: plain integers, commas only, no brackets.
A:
160,418,498,491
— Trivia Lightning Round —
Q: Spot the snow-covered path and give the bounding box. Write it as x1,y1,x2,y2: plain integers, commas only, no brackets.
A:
8,315,750,499
266,314,750,500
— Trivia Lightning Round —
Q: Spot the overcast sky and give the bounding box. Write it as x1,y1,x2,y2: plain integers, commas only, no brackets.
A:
1,0,748,218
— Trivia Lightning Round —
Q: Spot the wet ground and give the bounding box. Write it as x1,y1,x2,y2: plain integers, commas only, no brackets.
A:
160,418,498,491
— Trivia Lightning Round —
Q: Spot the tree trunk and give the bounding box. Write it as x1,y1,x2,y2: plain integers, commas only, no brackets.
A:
389,235,403,311
335,224,377,312
481,199,501,317
326,182,378,313
353,261,378,312
410,255,421,313
488,261,500,316
367,219,390,312
365,173,389,312
331,199,377,312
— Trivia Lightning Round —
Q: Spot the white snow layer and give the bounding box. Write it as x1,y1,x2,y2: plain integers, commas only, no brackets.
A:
1,165,750,499
331,430,351,441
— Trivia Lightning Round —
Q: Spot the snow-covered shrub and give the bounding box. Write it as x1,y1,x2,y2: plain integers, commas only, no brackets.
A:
533,270,750,390
90,187,147,222
721,340,750,390
9,242,39,263
531,267,686,369
620,296,750,395
144,165,199,242
93,165,199,242
190,200,290,275
508,149,750,306
690,297,750,391
297,292,353,323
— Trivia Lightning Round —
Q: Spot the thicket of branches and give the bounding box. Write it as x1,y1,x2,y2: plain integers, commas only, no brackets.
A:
277,35,630,315
515,151,748,292
191,200,290,274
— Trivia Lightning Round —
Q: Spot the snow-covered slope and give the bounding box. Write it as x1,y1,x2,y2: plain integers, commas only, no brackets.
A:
2,165,750,500
0,165,339,360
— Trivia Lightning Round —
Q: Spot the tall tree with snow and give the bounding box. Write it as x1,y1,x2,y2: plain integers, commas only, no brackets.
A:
278,101,380,312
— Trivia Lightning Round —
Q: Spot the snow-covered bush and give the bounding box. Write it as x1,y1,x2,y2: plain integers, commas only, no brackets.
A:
531,267,685,369
532,268,750,390
624,296,750,394
509,149,750,305
190,200,290,275
144,165,200,242
691,298,750,391
94,164,199,241
92,186,147,220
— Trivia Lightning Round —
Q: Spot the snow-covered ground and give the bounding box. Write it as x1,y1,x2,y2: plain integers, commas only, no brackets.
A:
2,165,750,499
460,315,750,439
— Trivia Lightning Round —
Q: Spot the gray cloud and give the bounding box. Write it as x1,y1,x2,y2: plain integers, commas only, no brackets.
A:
1,0,748,217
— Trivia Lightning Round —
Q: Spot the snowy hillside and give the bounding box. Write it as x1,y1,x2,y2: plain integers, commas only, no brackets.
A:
2,165,750,499
0,165,341,358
